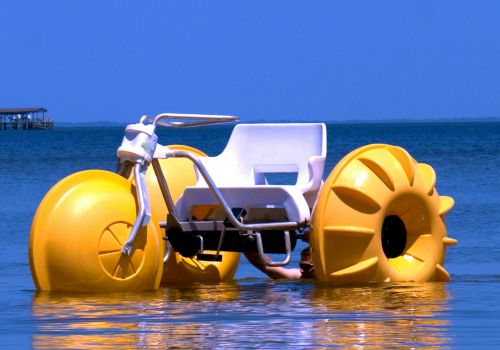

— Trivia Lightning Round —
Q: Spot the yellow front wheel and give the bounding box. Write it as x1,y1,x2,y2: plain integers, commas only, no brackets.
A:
29,170,163,292
311,144,457,283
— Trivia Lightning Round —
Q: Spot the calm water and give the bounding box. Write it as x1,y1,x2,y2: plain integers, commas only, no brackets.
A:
1,121,499,348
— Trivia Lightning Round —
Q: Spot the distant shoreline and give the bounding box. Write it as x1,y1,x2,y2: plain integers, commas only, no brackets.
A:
55,117,500,128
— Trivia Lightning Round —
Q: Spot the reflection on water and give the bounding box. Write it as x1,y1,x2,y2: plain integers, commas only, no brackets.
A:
309,283,450,348
32,282,451,348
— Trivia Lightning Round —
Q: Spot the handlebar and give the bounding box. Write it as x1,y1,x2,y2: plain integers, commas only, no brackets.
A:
140,113,239,129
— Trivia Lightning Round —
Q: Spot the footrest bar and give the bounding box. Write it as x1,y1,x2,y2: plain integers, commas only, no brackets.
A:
255,230,291,267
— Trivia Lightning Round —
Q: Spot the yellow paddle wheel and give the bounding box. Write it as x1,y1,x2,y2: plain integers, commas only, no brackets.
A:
29,170,163,292
311,144,456,283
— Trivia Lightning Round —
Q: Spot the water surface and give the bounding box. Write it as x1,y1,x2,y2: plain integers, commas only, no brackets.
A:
1,121,499,348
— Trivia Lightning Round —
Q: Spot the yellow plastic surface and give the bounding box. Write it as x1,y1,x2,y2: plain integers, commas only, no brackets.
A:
311,144,457,283
144,145,240,284
162,250,240,284
29,170,163,292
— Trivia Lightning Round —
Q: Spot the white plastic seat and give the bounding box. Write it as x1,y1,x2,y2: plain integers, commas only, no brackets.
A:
175,123,327,224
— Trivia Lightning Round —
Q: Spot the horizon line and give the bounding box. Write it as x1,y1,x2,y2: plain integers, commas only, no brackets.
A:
54,116,500,127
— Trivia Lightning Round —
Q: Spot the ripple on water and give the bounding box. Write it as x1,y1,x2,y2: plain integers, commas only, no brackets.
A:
29,281,455,349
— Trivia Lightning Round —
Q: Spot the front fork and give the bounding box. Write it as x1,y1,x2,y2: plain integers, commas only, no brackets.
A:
116,120,157,256
121,162,152,256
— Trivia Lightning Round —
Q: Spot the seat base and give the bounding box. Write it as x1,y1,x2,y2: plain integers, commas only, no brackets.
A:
176,185,311,224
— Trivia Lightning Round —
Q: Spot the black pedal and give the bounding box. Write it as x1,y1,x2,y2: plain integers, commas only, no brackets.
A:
196,253,223,262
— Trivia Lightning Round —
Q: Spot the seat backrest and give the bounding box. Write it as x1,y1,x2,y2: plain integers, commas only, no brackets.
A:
197,123,326,192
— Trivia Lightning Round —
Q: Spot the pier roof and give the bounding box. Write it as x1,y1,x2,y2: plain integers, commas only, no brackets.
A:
0,108,47,115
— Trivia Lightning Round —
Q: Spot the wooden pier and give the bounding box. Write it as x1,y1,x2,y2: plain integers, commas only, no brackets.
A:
0,107,54,130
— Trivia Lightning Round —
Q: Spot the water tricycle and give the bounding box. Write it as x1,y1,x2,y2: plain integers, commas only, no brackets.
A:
29,113,457,292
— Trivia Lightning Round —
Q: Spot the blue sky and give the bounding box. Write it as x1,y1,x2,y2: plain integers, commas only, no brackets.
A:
1,1,500,122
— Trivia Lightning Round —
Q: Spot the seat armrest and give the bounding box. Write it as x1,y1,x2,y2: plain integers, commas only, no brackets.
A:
298,155,325,195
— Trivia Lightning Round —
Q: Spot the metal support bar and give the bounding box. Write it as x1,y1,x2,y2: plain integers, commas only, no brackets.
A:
215,226,226,259
152,158,179,218
255,231,292,267
122,163,151,255
163,240,173,263
196,235,204,254
160,219,228,231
